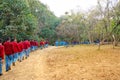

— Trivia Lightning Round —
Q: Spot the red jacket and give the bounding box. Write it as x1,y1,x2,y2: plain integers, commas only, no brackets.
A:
28,41,30,48
11,41,19,53
40,41,44,46
26,40,30,49
23,41,27,49
45,41,49,44
17,43,21,52
33,41,35,46
21,42,24,50
19,42,24,52
3,41,13,55
22,42,25,49
34,41,37,46
30,41,34,46
23,40,30,49
36,41,38,46
0,45,4,59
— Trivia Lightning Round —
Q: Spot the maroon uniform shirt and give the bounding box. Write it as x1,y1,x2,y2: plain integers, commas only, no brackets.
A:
0,45,4,59
3,41,13,55
11,41,19,53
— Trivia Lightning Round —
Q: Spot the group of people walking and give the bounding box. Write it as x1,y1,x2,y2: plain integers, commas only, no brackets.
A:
0,37,49,76
55,41,69,46
40,40,49,49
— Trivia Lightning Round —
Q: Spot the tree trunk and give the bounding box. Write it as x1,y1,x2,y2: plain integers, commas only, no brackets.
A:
88,32,92,44
112,34,119,47
101,20,120,45
115,38,119,46
112,34,116,48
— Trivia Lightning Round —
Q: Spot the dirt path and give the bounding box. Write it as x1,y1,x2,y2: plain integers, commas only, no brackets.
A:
1,45,120,80
0,46,57,80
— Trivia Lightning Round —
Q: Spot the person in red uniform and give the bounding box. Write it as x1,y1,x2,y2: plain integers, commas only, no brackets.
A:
45,40,49,48
22,40,25,60
40,40,44,49
43,40,45,48
18,40,24,62
34,40,38,50
3,37,13,72
0,39,4,76
23,39,30,59
36,40,38,49
30,40,34,51
27,40,31,55
33,40,36,50
11,38,19,66
23,40,27,59
34,40,36,50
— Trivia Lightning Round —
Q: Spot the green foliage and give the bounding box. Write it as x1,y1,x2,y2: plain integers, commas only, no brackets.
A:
0,0,59,43
27,0,60,43
0,0,119,44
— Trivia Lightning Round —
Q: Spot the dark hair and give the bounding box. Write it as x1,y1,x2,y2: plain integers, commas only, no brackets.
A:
5,37,10,42
24,38,27,41
11,38,14,42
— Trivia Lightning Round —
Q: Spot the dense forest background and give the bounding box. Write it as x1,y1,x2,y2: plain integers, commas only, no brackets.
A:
0,0,60,43
0,0,120,45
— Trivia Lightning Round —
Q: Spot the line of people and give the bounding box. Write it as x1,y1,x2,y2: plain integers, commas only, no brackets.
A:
0,37,39,76
40,40,49,49
55,41,69,47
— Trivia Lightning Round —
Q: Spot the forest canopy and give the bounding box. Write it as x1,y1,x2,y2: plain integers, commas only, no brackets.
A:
0,0,120,45
0,0,60,43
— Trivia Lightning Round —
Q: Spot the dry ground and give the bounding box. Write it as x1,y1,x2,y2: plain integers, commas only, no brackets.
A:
0,45,120,80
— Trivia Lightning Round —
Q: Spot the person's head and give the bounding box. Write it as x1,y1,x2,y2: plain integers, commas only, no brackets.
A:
11,38,14,42
5,37,11,42
11,37,17,42
24,38,27,41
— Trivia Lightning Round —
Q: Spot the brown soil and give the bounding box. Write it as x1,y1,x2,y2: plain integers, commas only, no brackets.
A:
0,45,120,80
